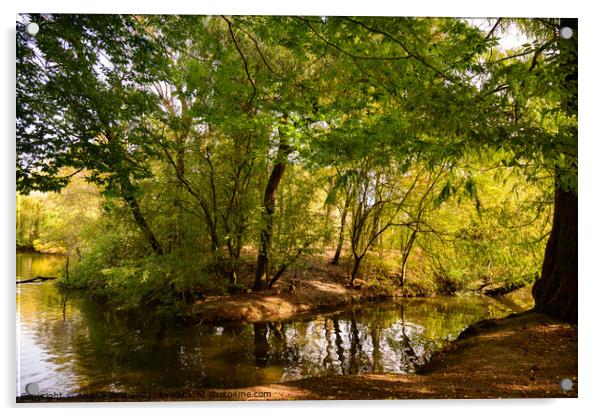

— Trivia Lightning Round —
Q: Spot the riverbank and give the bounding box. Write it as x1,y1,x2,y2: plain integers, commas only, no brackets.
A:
187,259,432,324
17,247,65,255
186,258,532,324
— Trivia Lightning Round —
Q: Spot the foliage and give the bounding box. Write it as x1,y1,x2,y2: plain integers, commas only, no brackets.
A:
16,15,573,311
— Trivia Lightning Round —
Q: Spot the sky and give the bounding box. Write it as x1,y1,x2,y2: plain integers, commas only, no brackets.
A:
468,18,530,51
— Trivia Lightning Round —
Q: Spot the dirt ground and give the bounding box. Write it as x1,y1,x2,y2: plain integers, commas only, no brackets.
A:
188,253,429,324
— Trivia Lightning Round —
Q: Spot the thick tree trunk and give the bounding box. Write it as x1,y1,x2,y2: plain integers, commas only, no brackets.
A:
254,138,291,291
532,18,577,323
532,185,577,322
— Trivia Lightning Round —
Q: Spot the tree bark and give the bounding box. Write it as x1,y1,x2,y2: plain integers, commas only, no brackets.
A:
119,173,164,256
105,130,164,256
400,227,417,286
532,184,577,322
532,18,577,323
332,191,350,265
350,255,363,285
254,138,291,291
64,253,70,283
17,276,58,284
173,131,185,250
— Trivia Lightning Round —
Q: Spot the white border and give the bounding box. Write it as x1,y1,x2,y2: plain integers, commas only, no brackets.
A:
3,1,600,415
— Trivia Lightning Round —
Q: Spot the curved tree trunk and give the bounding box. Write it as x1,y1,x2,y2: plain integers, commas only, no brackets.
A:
400,227,417,287
119,173,164,256
254,137,291,291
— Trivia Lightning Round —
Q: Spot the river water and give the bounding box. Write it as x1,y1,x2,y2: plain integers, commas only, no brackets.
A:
16,252,528,397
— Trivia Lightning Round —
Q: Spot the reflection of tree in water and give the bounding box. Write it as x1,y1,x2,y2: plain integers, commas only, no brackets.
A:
322,319,333,371
272,305,441,377
398,304,420,372
253,322,269,367
333,319,346,374
20,276,517,394
348,310,361,374
370,318,382,373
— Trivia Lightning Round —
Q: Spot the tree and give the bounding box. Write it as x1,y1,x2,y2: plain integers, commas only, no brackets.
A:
531,18,578,322
17,14,166,255
16,15,577,319
254,120,292,290
313,17,578,320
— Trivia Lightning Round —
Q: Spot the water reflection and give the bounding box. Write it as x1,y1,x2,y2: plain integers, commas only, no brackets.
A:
253,323,270,367
16,253,524,396
17,251,64,281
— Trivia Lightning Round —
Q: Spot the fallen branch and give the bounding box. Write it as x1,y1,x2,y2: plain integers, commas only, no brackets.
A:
480,280,529,297
16,276,58,284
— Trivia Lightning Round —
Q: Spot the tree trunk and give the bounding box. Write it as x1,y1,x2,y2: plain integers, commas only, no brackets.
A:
254,138,291,291
350,255,362,285
64,253,70,283
173,132,185,250
106,130,163,256
532,185,577,322
119,173,164,256
400,228,417,286
532,18,577,323
332,192,350,265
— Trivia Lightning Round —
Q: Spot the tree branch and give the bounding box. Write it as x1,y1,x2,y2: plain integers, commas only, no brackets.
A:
342,17,458,84
222,16,257,103
296,17,409,61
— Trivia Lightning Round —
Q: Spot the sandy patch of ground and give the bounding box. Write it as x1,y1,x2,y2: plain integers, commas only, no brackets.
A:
188,276,394,323
188,260,409,323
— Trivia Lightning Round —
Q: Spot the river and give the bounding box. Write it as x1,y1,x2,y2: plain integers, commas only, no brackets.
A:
16,252,529,397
